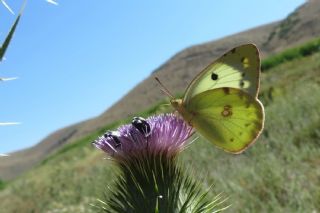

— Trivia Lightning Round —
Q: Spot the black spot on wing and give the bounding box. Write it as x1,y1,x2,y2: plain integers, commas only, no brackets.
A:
211,73,218,80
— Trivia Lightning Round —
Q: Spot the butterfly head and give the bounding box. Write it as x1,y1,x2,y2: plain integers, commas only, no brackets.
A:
170,99,189,117
170,99,182,109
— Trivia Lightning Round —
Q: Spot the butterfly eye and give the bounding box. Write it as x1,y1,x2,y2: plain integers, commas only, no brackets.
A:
104,131,121,148
132,117,151,137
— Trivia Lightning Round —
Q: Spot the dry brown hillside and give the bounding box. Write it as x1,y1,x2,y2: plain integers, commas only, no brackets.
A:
1,0,320,180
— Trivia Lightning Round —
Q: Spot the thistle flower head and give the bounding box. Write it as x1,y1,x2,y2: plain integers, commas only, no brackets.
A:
92,113,193,160
92,114,229,212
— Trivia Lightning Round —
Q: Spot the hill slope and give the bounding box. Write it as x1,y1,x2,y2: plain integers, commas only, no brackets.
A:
0,45,319,212
1,0,320,180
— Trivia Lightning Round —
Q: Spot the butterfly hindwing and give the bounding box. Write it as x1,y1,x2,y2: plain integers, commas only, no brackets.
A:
183,44,260,104
185,87,264,153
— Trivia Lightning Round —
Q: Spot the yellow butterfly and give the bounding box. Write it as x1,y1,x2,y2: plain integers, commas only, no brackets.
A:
156,44,265,154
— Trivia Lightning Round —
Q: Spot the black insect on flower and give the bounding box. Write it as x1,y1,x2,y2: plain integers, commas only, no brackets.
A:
103,130,121,148
92,113,194,161
131,116,151,137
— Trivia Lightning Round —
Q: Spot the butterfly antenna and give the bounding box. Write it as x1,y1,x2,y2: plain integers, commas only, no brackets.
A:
155,77,175,99
160,103,171,107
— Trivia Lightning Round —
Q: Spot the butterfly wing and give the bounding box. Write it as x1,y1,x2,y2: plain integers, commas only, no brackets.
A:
183,44,260,104
184,87,264,153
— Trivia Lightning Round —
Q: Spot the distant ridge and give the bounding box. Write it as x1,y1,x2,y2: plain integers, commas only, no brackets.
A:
1,0,320,180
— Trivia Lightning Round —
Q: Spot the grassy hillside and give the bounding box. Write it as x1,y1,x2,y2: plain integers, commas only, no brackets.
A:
0,46,320,212
261,37,320,70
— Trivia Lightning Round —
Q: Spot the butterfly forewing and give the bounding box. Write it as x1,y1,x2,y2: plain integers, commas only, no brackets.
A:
185,87,264,153
183,44,260,104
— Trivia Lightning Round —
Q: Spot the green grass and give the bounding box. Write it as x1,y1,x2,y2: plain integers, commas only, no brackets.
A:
0,46,320,212
261,37,320,70
0,179,6,190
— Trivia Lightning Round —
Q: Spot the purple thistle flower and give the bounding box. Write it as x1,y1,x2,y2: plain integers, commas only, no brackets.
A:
92,113,194,160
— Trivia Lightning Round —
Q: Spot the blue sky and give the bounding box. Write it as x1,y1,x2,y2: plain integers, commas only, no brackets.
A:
0,0,305,153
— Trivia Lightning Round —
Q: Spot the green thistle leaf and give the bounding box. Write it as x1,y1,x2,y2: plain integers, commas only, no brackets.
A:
0,0,27,62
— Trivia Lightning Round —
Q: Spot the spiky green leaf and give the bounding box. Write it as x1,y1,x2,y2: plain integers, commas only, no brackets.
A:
0,0,27,61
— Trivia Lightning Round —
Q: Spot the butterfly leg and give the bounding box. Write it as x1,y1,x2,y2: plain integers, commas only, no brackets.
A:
186,111,198,127
187,126,194,137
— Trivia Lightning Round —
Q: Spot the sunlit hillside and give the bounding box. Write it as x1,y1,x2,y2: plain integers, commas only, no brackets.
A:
0,40,319,212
